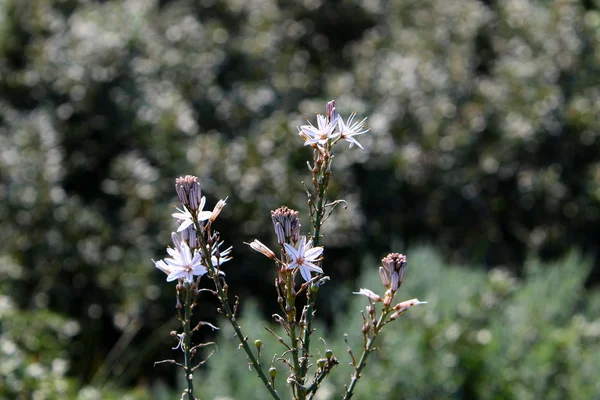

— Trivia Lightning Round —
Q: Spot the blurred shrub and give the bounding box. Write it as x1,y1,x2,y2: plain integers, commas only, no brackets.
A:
0,292,158,400
199,246,600,400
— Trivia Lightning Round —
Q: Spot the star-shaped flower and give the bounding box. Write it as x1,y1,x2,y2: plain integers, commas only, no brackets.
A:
153,232,208,283
337,112,369,149
210,241,232,268
283,236,324,282
172,196,213,232
298,113,340,146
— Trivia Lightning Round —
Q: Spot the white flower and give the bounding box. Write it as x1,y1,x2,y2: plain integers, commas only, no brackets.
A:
298,114,340,146
337,112,369,149
283,236,324,282
172,333,185,351
172,197,213,232
172,205,194,232
153,232,208,283
210,241,232,268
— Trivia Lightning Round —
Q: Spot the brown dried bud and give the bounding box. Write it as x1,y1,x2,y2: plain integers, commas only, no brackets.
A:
209,197,228,223
247,239,277,260
390,298,427,320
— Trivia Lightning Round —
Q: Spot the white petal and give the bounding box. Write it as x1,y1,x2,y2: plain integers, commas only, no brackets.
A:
304,246,323,260
284,243,299,259
197,211,212,221
299,266,313,282
302,261,323,274
176,218,194,232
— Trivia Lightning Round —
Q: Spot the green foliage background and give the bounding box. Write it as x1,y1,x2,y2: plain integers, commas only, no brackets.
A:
1,0,600,398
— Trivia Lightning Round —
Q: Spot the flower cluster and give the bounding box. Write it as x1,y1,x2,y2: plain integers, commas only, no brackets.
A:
153,176,231,283
151,100,426,400
355,253,426,309
298,100,369,150
249,206,324,284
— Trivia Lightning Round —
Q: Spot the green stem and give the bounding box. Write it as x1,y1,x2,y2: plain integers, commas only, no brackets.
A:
298,151,331,395
183,282,194,400
285,271,303,398
300,154,330,374
311,165,330,248
343,310,391,400
196,225,281,400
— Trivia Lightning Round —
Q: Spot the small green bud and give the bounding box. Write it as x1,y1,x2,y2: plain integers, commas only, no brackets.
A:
317,358,326,368
254,339,263,349
325,348,333,359
269,367,277,378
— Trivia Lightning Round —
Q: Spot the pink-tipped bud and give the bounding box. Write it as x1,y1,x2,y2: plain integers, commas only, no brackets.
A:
326,100,338,124
275,222,285,245
382,253,407,290
175,175,202,211
379,266,390,288
390,271,399,292
271,206,300,244
181,226,198,249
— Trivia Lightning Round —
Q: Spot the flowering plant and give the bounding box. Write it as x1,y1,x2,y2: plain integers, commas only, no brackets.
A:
152,100,426,399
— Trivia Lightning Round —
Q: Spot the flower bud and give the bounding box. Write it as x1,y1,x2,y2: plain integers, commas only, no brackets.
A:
271,207,300,244
381,253,407,291
379,266,390,288
254,340,263,349
181,226,198,249
269,367,277,378
390,271,399,292
362,323,370,334
325,348,333,359
175,175,202,211
326,100,337,123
